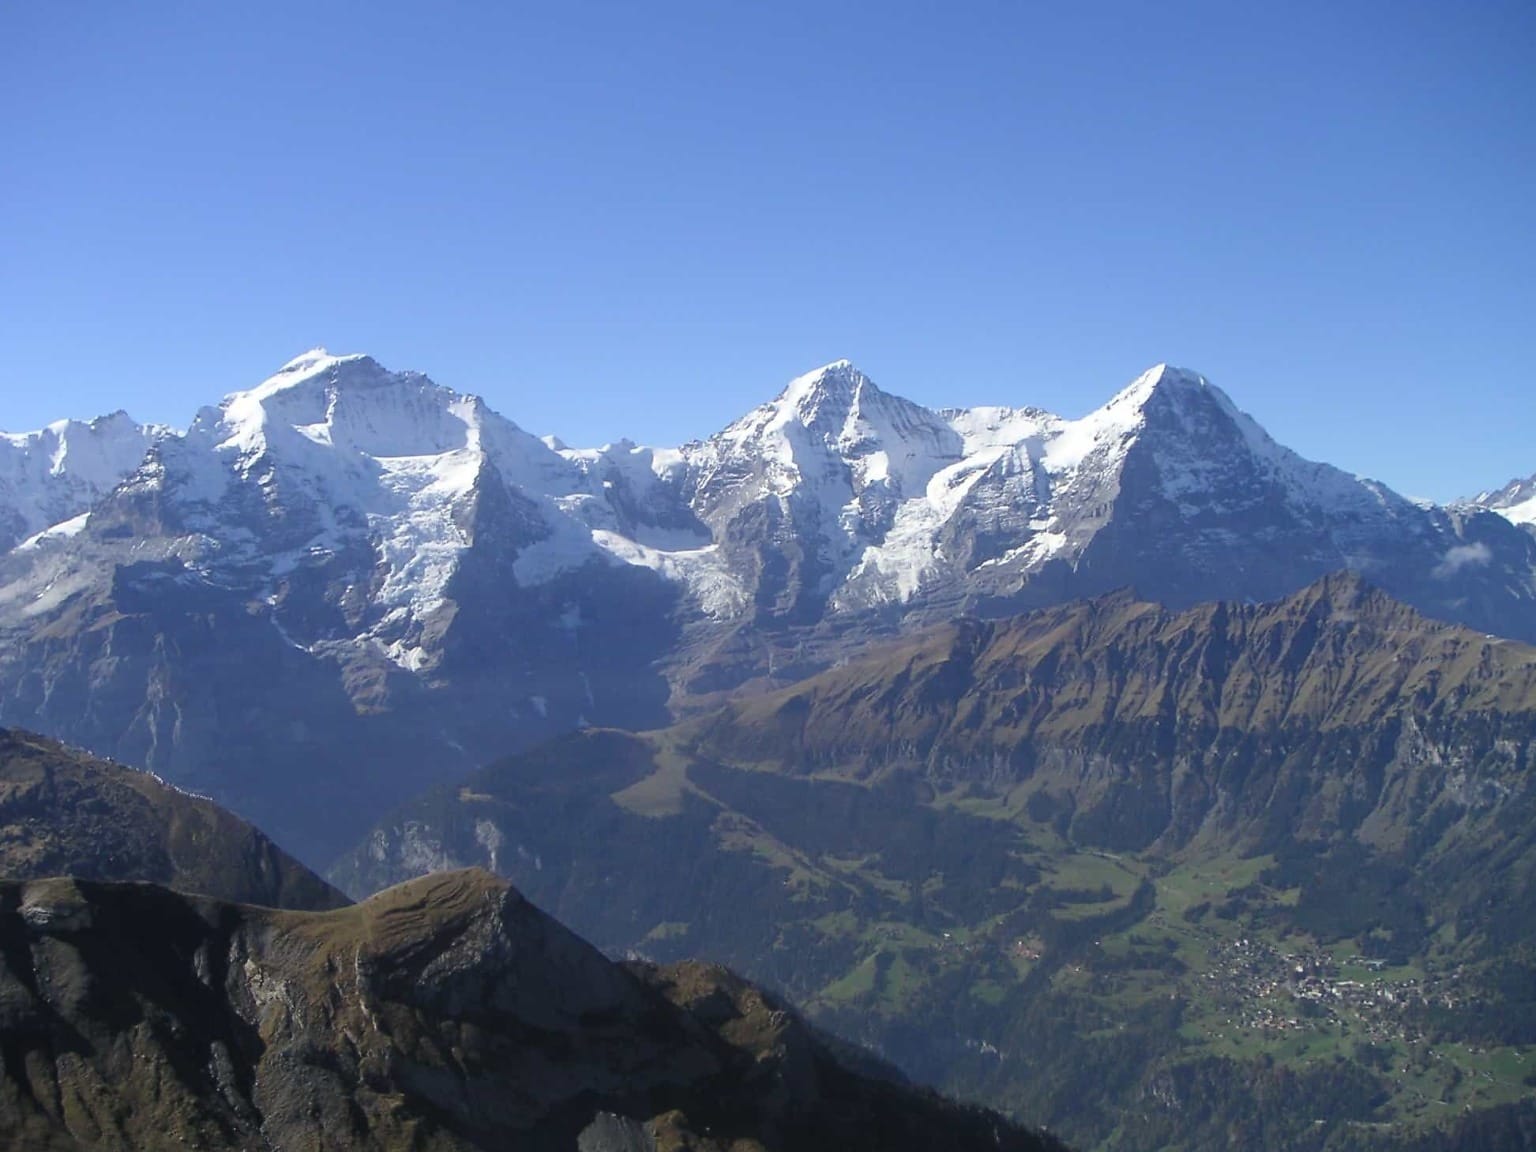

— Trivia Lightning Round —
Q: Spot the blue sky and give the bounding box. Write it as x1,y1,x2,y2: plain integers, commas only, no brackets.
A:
2,1,1532,500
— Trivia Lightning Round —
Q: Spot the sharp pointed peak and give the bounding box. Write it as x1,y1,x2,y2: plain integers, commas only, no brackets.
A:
1094,362,1257,435
781,358,867,392
1275,570,1429,623
772,358,881,412
228,351,432,411
1145,362,1207,385
711,359,889,444
1112,363,1215,404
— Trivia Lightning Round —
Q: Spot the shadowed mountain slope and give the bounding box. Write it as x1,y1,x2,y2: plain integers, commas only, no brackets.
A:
0,869,1063,1152
0,727,347,910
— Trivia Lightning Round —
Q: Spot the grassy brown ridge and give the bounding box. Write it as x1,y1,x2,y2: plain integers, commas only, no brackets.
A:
693,571,1536,779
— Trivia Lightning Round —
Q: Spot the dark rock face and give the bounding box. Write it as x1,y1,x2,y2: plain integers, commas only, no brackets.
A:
0,727,347,910
686,571,1536,854
0,870,1063,1152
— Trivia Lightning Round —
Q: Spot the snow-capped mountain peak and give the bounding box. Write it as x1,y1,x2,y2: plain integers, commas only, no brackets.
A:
89,351,610,672
685,360,964,534
1470,471,1536,529
719,359,877,446
1,410,167,481
1081,361,1407,527
1100,362,1247,432
1028,363,1231,476
773,358,865,421
0,409,171,550
272,346,346,376
175,350,586,494
204,351,476,460
1122,361,1208,393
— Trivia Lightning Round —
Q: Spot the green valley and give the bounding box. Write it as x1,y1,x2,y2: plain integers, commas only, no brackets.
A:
337,574,1536,1150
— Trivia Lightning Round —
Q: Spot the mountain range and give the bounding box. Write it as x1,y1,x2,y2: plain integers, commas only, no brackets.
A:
2,351,1534,863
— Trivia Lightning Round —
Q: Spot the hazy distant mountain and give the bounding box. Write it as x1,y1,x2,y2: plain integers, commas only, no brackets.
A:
2,351,1534,861
1469,469,1536,530
0,410,172,552
0,727,346,910
0,868,1062,1152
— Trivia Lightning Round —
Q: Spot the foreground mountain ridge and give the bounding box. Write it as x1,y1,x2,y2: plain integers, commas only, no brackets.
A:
0,730,1056,1148
0,868,1063,1152
3,352,1535,860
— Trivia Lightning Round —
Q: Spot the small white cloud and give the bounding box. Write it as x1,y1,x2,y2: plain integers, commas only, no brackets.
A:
1434,542,1492,579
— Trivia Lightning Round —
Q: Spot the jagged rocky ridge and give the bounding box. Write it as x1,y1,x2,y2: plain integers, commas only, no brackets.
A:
0,868,1063,1152
1470,469,1536,530
0,727,348,910
0,412,172,553
3,352,1535,861
685,569,1536,854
